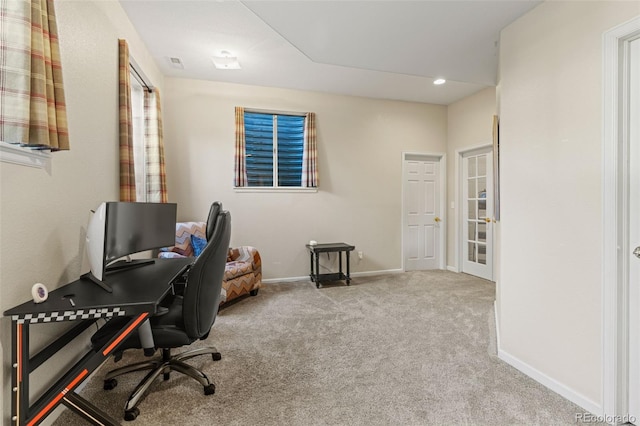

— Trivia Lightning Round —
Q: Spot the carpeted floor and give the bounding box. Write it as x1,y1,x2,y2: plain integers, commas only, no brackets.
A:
54,271,591,425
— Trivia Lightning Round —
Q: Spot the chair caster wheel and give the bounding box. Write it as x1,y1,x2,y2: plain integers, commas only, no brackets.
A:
103,378,117,390
124,407,140,421
204,384,216,395
249,289,259,296
212,352,222,361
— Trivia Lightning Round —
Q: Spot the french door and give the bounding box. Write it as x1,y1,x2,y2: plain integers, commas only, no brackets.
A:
461,148,493,280
628,36,639,425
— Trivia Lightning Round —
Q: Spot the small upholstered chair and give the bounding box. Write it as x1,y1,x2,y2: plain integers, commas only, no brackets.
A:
91,208,231,421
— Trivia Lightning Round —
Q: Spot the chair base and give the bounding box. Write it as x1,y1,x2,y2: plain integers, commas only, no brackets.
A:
103,346,221,421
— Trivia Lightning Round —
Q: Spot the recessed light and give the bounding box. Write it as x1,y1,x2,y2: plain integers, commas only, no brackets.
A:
433,78,446,85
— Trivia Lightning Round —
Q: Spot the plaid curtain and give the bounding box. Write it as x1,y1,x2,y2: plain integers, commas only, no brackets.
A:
234,106,247,187
0,0,69,150
301,112,318,187
118,39,136,201
144,88,168,203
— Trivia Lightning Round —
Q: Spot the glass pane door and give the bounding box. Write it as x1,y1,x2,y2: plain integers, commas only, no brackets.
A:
462,148,493,280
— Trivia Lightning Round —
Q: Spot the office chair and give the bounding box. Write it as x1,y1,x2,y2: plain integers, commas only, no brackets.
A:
91,209,231,421
206,201,222,241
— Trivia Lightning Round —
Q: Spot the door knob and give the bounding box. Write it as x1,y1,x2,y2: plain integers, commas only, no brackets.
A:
434,217,441,223
634,246,640,259
484,218,491,223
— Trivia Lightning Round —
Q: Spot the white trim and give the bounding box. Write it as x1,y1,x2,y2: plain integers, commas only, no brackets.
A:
0,141,51,170
401,152,447,272
351,268,404,278
244,107,306,117
498,349,602,416
262,275,310,283
261,268,404,284
494,300,500,350
234,187,317,193
602,16,640,422
447,265,459,273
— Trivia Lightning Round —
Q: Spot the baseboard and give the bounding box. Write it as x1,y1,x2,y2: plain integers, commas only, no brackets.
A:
447,265,459,273
497,348,602,416
262,268,404,284
262,275,309,283
494,300,500,349
351,268,404,278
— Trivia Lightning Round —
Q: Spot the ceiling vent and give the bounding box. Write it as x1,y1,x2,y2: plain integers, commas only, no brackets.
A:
168,57,184,69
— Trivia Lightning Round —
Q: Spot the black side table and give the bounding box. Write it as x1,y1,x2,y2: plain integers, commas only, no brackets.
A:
305,242,355,288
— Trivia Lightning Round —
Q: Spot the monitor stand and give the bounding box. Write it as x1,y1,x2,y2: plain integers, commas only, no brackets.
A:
81,258,156,293
81,272,113,293
106,258,155,273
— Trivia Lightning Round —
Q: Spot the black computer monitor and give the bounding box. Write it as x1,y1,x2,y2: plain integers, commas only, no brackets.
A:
84,202,177,292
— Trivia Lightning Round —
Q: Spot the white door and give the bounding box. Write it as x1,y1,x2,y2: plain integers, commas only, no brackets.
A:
628,36,640,425
461,148,493,280
403,156,441,271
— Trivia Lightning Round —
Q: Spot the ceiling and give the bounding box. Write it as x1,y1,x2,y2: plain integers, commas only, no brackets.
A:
119,0,541,105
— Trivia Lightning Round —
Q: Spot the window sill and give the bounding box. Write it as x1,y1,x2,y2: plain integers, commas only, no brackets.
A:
0,141,51,170
234,187,317,193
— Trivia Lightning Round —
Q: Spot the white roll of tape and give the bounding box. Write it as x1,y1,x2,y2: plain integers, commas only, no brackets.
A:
32,283,48,303
309,240,317,246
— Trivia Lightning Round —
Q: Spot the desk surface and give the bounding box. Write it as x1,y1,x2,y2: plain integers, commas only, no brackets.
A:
4,257,192,321
306,242,355,253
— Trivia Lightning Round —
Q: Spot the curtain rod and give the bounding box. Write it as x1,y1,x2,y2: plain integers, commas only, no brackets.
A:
130,65,152,93
129,57,153,93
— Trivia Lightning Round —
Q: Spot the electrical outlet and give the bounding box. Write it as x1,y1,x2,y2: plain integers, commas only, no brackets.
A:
358,251,363,259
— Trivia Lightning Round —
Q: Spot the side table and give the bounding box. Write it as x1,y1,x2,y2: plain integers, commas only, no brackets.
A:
305,242,355,288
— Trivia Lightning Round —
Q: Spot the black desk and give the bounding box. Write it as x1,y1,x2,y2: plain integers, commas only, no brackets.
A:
4,257,192,426
306,242,355,288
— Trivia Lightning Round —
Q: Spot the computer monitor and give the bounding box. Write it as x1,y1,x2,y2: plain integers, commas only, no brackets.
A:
84,202,177,292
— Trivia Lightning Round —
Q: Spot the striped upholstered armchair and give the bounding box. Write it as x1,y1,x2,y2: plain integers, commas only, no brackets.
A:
159,222,262,304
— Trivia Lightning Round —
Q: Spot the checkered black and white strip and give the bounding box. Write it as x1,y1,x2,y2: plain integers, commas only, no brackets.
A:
12,307,127,324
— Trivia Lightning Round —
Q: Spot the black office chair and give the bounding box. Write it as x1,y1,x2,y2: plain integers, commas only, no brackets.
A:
91,209,231,421
206,201,222,241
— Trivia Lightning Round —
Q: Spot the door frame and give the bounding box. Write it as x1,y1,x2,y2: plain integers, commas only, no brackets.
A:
602,16,640,422
401,152,447,271
454,143,493,278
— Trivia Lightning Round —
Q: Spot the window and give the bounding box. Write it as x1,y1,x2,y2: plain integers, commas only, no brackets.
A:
130,69,147,201
118,45,167,204
235,108,318,189
244,112,305,187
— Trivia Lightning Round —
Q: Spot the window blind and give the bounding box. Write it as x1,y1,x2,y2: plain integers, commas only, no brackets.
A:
244,112,305,187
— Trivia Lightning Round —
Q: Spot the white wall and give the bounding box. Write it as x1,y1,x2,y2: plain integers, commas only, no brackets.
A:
0,0,161,423
445,88,497,269
497,0,640,411
162,78,447,280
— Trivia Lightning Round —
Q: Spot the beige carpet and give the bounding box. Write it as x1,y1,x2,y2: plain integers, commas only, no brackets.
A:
55,271,590,425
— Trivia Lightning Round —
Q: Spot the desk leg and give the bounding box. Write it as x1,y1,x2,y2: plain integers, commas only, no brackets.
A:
11,320,29,426
338,251,343,277
315,253,320,288
346,251,351,285
21,313,149,426
309,251,314,282
62,392,118,425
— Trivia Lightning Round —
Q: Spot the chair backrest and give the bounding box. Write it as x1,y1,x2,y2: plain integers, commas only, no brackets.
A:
182,209,231,339
205,201,222,241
